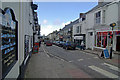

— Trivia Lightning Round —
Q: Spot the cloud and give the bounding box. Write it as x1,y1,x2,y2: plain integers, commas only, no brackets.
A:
62,21,70,27
43,19,48,24
53,19,62,25
41,21,70,36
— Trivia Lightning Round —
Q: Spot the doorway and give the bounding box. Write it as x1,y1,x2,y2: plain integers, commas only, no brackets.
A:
116,36,120,51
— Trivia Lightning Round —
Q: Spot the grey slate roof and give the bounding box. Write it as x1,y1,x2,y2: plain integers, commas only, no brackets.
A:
62,18,79,30
86,2,111,14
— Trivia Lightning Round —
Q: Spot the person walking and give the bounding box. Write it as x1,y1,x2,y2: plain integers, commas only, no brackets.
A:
81,41,85,50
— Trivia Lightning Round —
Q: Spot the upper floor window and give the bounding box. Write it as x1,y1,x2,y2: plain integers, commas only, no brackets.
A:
76,26,79,33
95,11,101,24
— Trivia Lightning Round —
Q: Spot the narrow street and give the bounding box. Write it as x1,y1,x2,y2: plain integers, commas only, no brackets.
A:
25,44,119,79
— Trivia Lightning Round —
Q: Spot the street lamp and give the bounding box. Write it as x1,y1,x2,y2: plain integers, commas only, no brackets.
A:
109,23,116,59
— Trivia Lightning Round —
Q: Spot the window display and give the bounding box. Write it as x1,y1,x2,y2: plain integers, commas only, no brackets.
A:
96,32,107,48
0,8,18,78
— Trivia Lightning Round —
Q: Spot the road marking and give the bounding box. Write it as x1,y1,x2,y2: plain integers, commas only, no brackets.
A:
88,65,119,78
102,63,120,72
87,53,94,56
94,57,98,59
68,61,73,62
42,46,50,58
78,59,83,61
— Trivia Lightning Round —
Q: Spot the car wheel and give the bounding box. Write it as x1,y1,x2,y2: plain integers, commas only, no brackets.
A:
66,47,69,50
73,47,76,50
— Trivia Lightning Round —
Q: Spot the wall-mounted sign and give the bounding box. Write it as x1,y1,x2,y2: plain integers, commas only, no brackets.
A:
0,8,18,78
74,36,83,40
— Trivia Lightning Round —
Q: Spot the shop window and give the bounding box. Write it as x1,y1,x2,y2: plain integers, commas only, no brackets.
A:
97,32,101,47
1,8,18,78
96,32,108,48
102,32,107,48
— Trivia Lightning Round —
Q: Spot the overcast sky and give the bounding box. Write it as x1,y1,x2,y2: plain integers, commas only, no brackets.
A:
34,2,98,36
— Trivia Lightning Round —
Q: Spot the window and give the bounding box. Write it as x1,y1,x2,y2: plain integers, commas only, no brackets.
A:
90,32,93,36
76,26,79,33
80,26,81,34
102,10,105,23
95,32,108,48
95,11,101,24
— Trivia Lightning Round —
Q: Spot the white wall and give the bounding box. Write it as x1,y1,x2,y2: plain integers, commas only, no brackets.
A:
105,3,118,26
86,10,95,49
81,21,86,34
86,12,95,29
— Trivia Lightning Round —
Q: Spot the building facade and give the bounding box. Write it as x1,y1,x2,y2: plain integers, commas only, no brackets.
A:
73,13,86,47
0,0,39,79
84,1,120,52
93,1,120,51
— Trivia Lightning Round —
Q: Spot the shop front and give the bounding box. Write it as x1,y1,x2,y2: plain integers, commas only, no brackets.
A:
74,34,85,48
94,30,120,51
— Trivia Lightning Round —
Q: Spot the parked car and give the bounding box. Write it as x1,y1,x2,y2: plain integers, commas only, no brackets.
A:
55,41,60,46
58,41,65,47
52,41,56,45
46,41,52,46
63,41,76,50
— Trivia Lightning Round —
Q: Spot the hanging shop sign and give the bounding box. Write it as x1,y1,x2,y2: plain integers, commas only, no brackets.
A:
0,8,18,78
33,42,39,53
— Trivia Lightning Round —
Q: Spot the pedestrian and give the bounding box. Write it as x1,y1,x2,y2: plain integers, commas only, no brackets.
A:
81,41,85,50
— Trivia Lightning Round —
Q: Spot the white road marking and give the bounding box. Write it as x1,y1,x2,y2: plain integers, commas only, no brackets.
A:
69,61,73,62
102,63,120,72
87,53,94,56
94,57,98,59
88,58,91,59
78,59,83,61
42,46,50,58
88,65,119,78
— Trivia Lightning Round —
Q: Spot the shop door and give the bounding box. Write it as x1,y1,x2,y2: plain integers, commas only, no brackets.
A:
116,36,120,51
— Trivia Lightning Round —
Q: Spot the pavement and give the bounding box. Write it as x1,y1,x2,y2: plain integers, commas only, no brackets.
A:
78,48,120,68
24,45,92,78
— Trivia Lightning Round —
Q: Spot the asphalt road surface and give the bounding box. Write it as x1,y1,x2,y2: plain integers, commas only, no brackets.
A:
43,44,120,79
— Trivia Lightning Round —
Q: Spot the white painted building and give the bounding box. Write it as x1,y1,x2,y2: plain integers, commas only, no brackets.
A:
86,1,120,51
73,14,86,47
0,0,36,79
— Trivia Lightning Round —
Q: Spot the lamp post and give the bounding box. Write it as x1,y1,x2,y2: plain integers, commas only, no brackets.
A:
109,23,116,59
